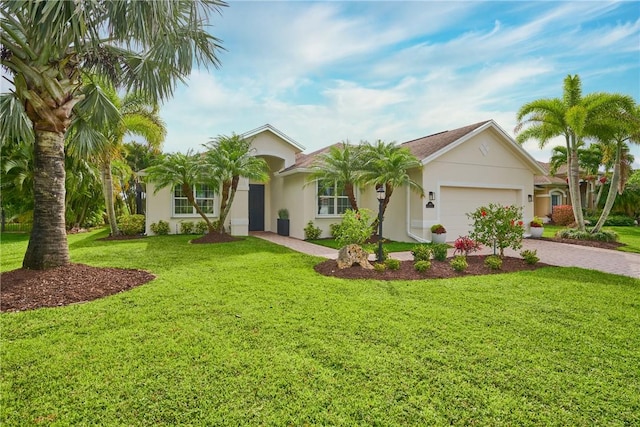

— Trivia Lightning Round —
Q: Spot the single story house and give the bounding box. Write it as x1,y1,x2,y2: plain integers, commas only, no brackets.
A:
144,120,547,242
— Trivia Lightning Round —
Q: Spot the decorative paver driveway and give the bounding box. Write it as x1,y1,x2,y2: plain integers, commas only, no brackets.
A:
252,232,640,279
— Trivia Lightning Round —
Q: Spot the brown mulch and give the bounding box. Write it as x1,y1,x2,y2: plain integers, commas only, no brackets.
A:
1,264,155,313
315,256,551,280
0,234,623,313
541,237,626,250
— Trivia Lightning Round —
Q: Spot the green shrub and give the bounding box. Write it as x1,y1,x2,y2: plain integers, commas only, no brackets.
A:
194,221,209,234
335,209,374,247
432,243,448,261
556,228,618,242
411,244,433,262
450,255,468,272
150,220,170,235
304,221,322,240
520,249,539,265
585,215,635,227
414,260,431,272
384,258,400,271
484,255,502,270
363,243,388,262
117,214,145,235
431,224,446,234
180,221,194,234
552,205,575,226
277,208,289,219
468,203,525,257
373,262,386,272
329,223,343,238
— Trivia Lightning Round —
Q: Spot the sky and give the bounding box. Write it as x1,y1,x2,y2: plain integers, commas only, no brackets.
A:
160,0,640,167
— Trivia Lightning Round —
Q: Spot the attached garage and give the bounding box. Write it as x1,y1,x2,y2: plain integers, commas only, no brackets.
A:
439,186,521,239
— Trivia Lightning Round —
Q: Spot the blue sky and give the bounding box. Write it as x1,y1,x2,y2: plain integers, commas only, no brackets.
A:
160,0,640,167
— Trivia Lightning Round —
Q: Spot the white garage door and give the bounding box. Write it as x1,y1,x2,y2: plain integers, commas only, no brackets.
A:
440,187,520,239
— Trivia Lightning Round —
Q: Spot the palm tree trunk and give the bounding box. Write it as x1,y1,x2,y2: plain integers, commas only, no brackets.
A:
101,160,121,236
346,183,358,211
217,176,240,233
592,143,622,233
23,130,70,269
568,138,586,230
182,184,214,231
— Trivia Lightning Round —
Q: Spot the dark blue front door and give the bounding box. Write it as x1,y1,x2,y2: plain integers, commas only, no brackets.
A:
248,184,265,231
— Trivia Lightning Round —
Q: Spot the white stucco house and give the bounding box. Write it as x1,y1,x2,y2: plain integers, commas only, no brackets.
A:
144,120,545,242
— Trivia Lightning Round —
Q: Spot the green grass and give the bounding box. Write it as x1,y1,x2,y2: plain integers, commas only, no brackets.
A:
543,225,640,253
2,229,639,425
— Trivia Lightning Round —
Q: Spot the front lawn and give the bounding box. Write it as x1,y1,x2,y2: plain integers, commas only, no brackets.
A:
543,225,640,253
308,238,419,252
2,230,639,425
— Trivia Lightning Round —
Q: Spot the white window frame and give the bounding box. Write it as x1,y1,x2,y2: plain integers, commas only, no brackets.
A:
550,190,565,212
172,184,217,217
316,180,351,217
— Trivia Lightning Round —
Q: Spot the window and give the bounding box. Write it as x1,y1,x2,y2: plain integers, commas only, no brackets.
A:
317,180,350,216
173,184,215,216
550,192,562,209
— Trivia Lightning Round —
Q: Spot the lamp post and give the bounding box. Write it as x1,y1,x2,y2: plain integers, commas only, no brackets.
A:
376,186,385,262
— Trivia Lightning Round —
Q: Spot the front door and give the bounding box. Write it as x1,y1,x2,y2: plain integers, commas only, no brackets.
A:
248,184,265,231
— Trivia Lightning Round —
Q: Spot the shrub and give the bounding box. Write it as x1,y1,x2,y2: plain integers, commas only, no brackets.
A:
150,220,170,235
334,209,374,247
450,255,468,272
414,260,431,272
385,258,400,271
552,205,575,226
431,224,446,234
411,244,433,262
453,236,480,256
194,221,209,234
180,221,194,234
329,223,343,238
484,255,502,270
584,215,635,227
432,243,448,261
117,214,145,235
304,221,322,240
363,243,388,262
556,228,618,242
520,249,539,265
373,263,386,272
468,203,525,257
277,208,289,219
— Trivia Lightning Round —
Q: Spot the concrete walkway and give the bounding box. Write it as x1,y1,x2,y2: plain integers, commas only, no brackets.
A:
251,232,640,279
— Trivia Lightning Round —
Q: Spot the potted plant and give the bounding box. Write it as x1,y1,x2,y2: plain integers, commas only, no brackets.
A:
430,224,447,244
277,208,290,236
529,216,544,238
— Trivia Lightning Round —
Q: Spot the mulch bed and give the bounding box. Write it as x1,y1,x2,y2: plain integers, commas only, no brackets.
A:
314,256,551,280
1,264,155,313
541,237,626,250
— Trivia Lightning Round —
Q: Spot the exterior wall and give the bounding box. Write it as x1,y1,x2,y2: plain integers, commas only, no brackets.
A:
534,186,568,221
417,129,536,241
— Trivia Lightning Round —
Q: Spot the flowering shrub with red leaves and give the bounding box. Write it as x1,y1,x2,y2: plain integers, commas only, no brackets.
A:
453,236,481,256
467,203,525,256
552,205,575,226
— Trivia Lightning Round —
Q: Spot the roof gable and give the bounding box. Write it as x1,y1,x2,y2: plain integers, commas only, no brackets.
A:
241,124,305,153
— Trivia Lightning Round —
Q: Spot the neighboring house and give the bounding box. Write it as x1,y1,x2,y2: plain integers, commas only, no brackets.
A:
145,120,546,242
533,162,594,222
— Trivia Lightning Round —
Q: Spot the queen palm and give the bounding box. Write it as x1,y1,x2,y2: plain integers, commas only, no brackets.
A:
359,140,424,226
515,74,635,231
68,82,166,237
202,134,270,233
307,142,363,211
1,0,226,269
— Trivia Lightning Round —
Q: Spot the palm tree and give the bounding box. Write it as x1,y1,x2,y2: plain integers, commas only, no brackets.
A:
1,0,226,269
145,151,217,232
515,74,635,231
359,140,424,225
307,142,363,211
548,143,603,209
68,82,166,237
202,134,270,233
592,104,640,232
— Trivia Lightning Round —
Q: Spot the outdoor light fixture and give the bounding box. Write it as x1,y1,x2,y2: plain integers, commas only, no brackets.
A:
376,187,386,262
428,191,435,201
528,194,533,202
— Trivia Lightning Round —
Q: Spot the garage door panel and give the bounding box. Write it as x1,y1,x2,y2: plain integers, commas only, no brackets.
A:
440,187,519,239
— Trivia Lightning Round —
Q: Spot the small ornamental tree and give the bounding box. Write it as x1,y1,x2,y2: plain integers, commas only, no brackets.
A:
335,209,374,248
468,204,525,257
